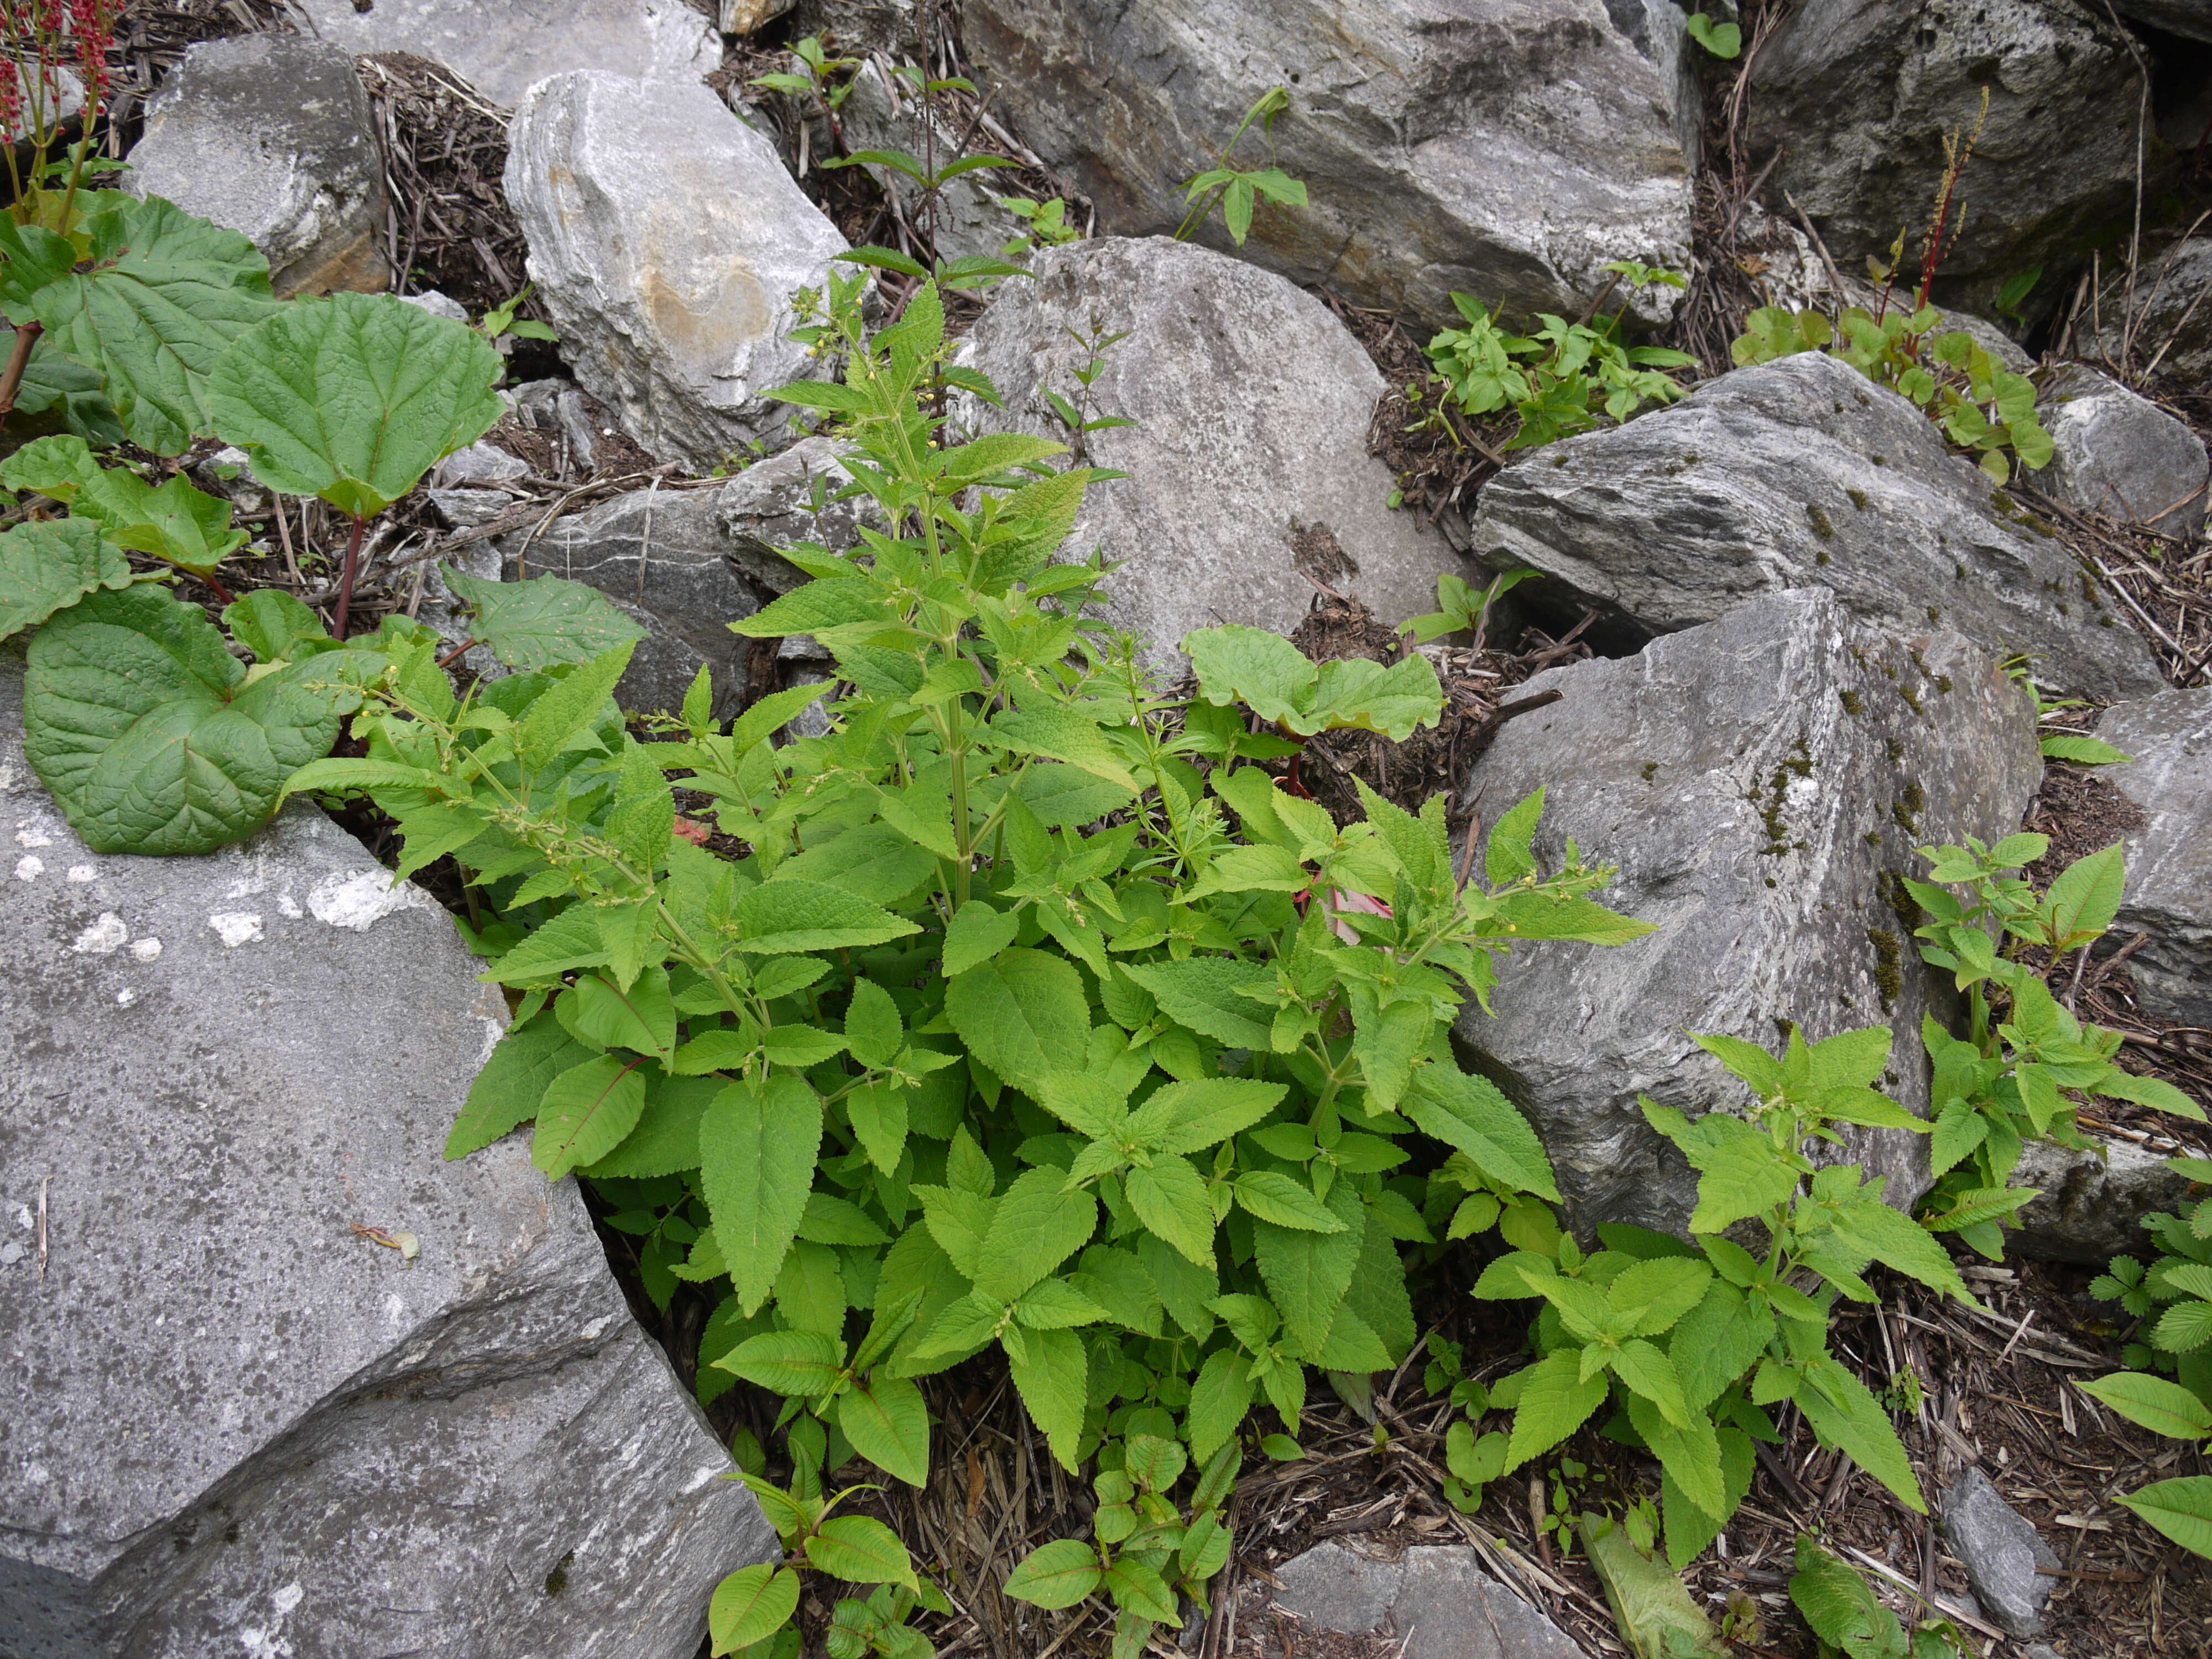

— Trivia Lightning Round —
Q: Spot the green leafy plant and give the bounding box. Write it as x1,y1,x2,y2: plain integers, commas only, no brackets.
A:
1175,87,1308,248
1906,835,2203,1255
1732,304,2053,484
1422,264,1695,452
2072,1358,2212,1559
477,283,559,346
996,195,1081,262
1582,1501,1727,1657
2091,1161,2212,1397
367,276,1653,1653
1401,568,1535,646
1789,1535,1968,1658
2004,665,2131,765
749,34,862,129
1684,11,1742,59
1477,1024,1973,1569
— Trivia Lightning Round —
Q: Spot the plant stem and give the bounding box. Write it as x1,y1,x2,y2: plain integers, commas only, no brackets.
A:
0,318,43,425
333,512,368,640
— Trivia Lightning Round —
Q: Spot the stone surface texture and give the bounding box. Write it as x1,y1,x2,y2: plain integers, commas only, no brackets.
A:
956,237,1470,669
2099,238,2212,390
2010,1136,2196,1265
962,0,1694,328
506,72,848,472
1451,589,2042,1239
499,485,765,718
2098,688,2212,1027
0,659,772,1656
840,61,1009,264
1744,1,2138,293
2116,0,2212,40
714,436,869,596
1942,1469,2058,1637
290,0,721,108
2038,365,2210,538
1270,1541,1590,1659
1470,351,2166,700
123,34,388,299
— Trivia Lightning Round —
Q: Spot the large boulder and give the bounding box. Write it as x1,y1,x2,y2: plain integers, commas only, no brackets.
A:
0,659,772,1656
123,34,388,298
2099,238,2212,389
955,237,1470,670
2009,1136,2197,1264
507,72,848,472
1470,350,2166,700
1744,2,2138,301
2037,365,2210,538
287,0,721,109
499,483,766,718
1267,1541,1590,1659
962,0,1695,328
2098,688,2212,1027
1451,589,2042,1239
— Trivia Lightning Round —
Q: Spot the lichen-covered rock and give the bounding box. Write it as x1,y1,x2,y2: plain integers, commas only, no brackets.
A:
1942,1469,2057,1638
498,485,765,718
2010,1136,2197,1264
0,658,773,1657
1269,1541,1590,1659
1451,589,2042,1239
1472,351,2165,699
956,237,1470,670
1745,2,2139,300
2098,688,2212,1027
963,0,1694,328
123,34,387,298
506,72,848,471
288,0,721,109
2038,365,2210,538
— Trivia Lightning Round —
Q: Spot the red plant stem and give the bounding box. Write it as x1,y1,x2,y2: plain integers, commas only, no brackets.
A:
0,317,44,424
435,637,478,670
332,512,367,640
199,570,233,605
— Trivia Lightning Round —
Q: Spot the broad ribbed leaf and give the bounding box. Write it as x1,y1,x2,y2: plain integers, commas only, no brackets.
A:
1124,1154,1217,1270
732,878,921,954
945,946,1089,1090
1121,957,1274,1050
0,324,123,444
2117,1477,2212,1558
1003,1540,1102,1610
975,1168,1098,1302
1402,1066,1559,1201
531,1055,649,1178
1185,624,1442,740
206,290,504,516
837,1374,931,1486
446,1018,593,1158
0,517,132,640
709,1564,800,1656
719,1328,844,1396
443,568,649,671
805,1516,919,1589
702,1073,824,1313
1007,1325,1089,1470
2077,1371,2212,1439
23,584,344,854
1254,1183,1364,1355
1504,1351,1610,1471
19,193,278,455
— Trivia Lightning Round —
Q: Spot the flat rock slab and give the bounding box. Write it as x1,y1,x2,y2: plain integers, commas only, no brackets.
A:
956,236,1468,671
123,33,387,298
1473,351,2164,700
507,71,848,472
0,658,771,1656
1942,1469,2057,1638
1451,589,2042,1238
2038,366,2210,538
964,0,1693,328
289,0,721,108
2098,688,2212,1027
1269,1541,1589,1658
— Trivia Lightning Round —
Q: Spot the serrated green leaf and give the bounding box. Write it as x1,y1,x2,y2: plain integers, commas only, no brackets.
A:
702,1073,823,1314
532,1054,649,1179
945,946,1090,1091
1121,957,1275,1050
1125,1152,1218,1270
1401,1066,1559,1201
1254,1183,1364,1356
730,878,921,954
2116,1477,2212,1557
1008,1324,1090,1469
446,1017,592,1158
719,1328,844,1395
206,290,504,517
975,1167,1098,1302
443,568,650,671
2077,1370,2212,1439
1186,1348,1255,1467
1504,1351,1610,1471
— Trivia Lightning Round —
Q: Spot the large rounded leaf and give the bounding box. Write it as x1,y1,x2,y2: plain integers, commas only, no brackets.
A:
206,291,505,518
22,584,344,854
0,518,133,641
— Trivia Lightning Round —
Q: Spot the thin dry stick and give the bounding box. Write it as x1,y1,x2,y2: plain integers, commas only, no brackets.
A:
2100,0,2153,369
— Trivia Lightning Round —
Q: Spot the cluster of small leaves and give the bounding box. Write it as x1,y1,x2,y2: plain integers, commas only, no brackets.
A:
1175,88,1307,249
1418,264,1695,452
1731,305,2053,484
0,182,509,854
2091,1166,2212,1406
995,195,1082,262
365,278,1653,1655
1475,1024,1975,1570
1907,834,2203,1255
1400,568,1535,647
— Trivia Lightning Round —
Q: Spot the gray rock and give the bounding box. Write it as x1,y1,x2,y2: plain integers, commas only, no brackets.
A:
1470,351,2166,700
426,485,524,529
839,60,1010,265
399,289,471,322
512,376,611,473
2010,1136,2197,1264
2099,238,2212,390
2116,0,2212,41
1942,1468,2057,1638
507,71,849,472
955,237,1470,670
724,0,797,33
2099,688,2212,1026
501,484,764,717
435,439,531,487
1270,1541,1589,1659
123,34,388,299
289,0,722,109
1744,2,2138,297
0,658,773,1656
962,0,1694,329
2038,366,2209,538
715,435,872,596
1451,589,2042,1239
